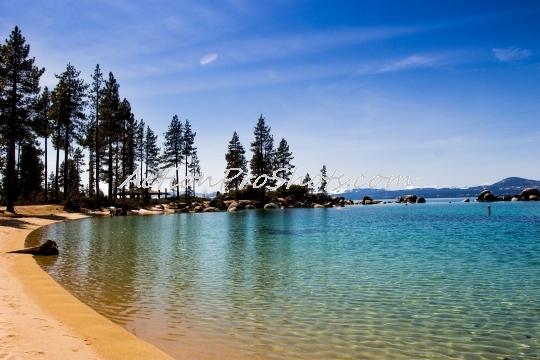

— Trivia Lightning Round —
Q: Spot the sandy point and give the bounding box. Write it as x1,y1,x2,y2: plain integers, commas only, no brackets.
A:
0,205,174,360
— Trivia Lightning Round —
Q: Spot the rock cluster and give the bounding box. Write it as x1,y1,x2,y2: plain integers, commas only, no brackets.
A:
168,193,356,213
476,188,540,202
395,195,426,204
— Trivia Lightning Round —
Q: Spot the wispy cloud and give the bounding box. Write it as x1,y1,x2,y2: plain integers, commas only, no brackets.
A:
375,49,474,73
378,55,436,73
492,46,531,62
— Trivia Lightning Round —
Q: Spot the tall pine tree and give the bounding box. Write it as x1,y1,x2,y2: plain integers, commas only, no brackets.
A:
100,72,120,201
50,63,88,203
0,26,44,212
34,86,52,202
143,125,160,185
225,131,247,200
161,115,183,198
250,114,275,194
88,64,103,205
275,138,294,187
182,120,196,203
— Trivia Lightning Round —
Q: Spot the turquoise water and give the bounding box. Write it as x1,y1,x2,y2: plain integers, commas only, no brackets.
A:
30,200,540,359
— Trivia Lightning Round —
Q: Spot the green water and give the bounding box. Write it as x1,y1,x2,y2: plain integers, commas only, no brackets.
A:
30,200,540,359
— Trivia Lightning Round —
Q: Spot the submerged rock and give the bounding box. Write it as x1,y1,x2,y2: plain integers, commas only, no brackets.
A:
8,240,59,256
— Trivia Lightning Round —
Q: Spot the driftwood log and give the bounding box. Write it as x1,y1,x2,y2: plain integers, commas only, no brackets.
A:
8,240,59,256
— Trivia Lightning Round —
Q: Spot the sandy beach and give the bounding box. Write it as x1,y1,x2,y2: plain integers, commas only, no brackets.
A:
0,205,174,360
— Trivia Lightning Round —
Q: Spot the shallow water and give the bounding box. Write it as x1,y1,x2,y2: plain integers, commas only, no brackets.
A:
30,200,540,359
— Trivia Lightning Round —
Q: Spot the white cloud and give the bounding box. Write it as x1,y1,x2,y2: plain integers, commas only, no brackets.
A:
492,46,531,62
378,55,436,72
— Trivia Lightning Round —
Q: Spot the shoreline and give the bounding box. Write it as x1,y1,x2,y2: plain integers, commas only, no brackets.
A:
0,206,174,360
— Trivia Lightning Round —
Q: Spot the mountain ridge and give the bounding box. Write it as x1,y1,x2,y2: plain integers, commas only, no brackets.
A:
338,177,540,199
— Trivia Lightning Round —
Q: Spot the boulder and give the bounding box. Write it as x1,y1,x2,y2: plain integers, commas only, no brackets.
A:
396,196,404,203
483,192,497,202
462,198,470,202
203,207,221,212
405,195,417,203
264,203,278,209
8,240,59,256
209,198,227,211
176,207,189,213
520,188,540,198
362,196,372,205
530,195,538,201
228,206,238,212
245,204,256,209
228,201,239,210
236,202,247,210
416,197,426,203
314,204,325,208
477,190,491,201
511,197,519,201
503,194,511,201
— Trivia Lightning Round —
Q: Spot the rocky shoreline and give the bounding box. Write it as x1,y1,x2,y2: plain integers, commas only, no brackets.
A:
104,186,540,216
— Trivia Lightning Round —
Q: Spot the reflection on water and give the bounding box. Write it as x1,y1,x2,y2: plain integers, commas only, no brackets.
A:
29,202,540,359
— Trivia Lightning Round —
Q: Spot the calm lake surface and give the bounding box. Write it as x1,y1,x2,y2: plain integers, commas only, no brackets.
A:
30,200,540,359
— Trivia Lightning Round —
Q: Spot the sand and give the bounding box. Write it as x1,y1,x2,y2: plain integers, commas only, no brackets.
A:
0,205,174,360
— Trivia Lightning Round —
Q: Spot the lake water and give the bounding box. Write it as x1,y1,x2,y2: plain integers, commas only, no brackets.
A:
29,200,540,359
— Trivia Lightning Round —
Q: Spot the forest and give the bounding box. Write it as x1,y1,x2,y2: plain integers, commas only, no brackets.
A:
0,26,325,213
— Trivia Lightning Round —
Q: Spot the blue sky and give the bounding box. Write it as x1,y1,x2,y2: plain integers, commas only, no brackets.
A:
1,0,539,190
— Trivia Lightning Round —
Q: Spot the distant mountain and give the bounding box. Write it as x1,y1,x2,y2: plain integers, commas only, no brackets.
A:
337,177,540,200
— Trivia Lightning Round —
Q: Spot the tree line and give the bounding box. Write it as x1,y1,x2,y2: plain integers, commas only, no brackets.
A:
0,26,201,212
0,26,325,213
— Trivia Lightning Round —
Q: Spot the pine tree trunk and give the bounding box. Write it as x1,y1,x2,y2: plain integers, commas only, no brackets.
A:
6,139,16,213
55,127,60,204
44,136,48,202
108,140,113,201
95,119,100,207
64,131,69,202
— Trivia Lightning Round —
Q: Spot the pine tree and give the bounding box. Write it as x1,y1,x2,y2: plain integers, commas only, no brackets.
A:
250,114,275,193
182,120,196,203
119,100,137,196
50,63,88,203
89,64,103,205
188,152,201,198
72,147,85,198
0,26,45,212
304,173,313,195
135,119,145,185
319,165,327,195
275,138,294,186
161,115,184,198
34,86,52,202
100,72,120,201
225,131,247,200
18,141,44,199
143,125,160,185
